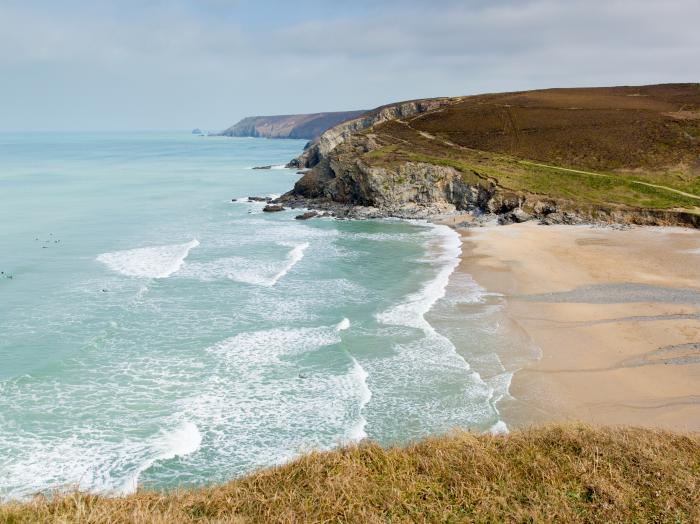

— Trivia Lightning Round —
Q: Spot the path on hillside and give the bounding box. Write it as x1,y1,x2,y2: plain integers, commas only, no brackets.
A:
403,121,700,203
519,161,700,202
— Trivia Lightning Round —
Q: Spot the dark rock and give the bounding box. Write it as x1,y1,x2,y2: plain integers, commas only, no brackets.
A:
247,196,268,202
540,212,564,225
540,211,585,225
263,204,285,212
295,211,318,220
533,200,558,215
231,198,237,202
499,208,532,225
252,165,272,170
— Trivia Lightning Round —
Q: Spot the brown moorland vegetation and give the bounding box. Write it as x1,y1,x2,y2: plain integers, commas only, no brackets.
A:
2,424,699,523
349,84,700,213
413,84,700,172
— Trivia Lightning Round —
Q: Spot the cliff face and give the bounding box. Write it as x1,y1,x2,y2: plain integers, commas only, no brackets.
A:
290,137,495,218
288,98,453,168
217,111,366,140
281,84,700,227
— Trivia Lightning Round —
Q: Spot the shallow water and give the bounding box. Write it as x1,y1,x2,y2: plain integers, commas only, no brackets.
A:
0,132,520,500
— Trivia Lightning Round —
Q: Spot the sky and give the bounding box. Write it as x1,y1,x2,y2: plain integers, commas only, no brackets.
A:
1,0,698,131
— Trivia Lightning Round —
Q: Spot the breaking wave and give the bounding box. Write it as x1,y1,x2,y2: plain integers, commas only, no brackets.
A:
97,239,199,279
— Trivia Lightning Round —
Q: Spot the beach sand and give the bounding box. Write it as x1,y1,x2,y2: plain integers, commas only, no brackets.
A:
458,221,700,431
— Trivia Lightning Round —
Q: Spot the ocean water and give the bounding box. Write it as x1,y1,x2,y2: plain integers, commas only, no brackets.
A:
0,132,524,500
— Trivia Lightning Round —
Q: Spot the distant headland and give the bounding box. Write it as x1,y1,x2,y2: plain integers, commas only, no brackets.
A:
213,110,367,140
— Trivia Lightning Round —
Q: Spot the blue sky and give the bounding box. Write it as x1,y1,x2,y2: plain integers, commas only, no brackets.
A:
1,0,698,131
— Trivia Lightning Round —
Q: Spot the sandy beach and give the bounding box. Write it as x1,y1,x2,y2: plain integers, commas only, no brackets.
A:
458,221,700,431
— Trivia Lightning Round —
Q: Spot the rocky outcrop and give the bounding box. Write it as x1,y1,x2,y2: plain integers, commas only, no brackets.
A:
279,86,700,229
280,134,700,227
287,98,454,169
216,111,367,140
295,211,318,220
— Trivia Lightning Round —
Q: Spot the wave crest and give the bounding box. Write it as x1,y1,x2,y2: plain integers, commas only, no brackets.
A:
97,239,199,279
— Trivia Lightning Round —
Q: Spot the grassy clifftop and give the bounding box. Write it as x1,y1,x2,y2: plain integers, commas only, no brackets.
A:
289,84,700,221
362,84,700,212
3,424,699,523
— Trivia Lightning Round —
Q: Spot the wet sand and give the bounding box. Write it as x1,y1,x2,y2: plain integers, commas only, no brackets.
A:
458,222,700,431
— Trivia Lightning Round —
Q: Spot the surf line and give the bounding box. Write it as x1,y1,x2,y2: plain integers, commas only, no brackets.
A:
266,242,309,287
334,318,372,443
377,222,511,433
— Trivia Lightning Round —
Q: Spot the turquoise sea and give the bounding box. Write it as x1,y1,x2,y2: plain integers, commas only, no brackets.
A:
0,133,527,500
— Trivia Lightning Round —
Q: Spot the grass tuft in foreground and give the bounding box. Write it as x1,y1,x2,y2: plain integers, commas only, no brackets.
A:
2,424,699,523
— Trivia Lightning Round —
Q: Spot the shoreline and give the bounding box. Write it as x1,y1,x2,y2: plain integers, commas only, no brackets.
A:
453,221,700,431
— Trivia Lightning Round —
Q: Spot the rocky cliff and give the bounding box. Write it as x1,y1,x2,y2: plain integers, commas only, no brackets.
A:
287,98,453,168
216,110,366,140
280,84,700,227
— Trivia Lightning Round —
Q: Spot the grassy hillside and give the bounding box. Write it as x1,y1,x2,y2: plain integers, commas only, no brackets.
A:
356,84,700,212
3,424,699,523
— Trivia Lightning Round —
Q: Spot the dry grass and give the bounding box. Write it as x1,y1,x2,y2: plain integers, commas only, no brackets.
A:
361,115,700,210
352,84,700,213
412,84,700,173
2,424,699,523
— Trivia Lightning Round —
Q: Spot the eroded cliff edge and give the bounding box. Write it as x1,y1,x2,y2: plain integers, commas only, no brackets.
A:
280,84,700,227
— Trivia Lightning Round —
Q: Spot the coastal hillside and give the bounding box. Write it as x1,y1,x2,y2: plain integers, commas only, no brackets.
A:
283,84,700,225
2,424,699,523
217,110,366,140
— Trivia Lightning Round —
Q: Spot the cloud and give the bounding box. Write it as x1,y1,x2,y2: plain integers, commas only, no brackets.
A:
0,0,698,130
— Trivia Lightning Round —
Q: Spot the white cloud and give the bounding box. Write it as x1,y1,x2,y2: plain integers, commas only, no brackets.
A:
0,0,697,130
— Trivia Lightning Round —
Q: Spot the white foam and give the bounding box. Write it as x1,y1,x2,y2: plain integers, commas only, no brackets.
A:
336,318,351,331
0,419,203,501
191,322,373,468
267,242,308,286
344,357,372,442
157,421,202,459
227,242,308,287
178,241,309,287
118,421,202,495
206,324,343,370
488,420,509,435
97,239,199,279
369,224,509,439
376,224,461,332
